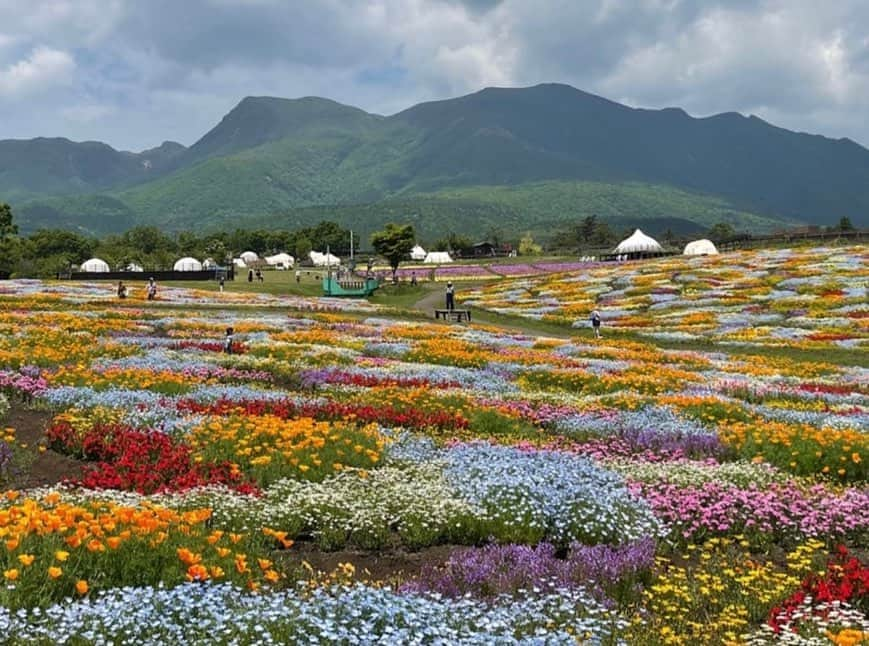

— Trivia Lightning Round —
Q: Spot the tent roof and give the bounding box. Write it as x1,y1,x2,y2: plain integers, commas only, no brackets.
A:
423,251,454,264
614,229,663,253
81,258,110,272
173,257,203,271
683,239,719,255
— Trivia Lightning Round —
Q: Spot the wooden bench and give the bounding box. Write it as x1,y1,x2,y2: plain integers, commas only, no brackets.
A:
435,308,471,322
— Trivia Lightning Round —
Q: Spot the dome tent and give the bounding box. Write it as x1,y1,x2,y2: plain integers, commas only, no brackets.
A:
410,245,427,261
683,239,719,256
202,258,218,269
173,257,203,271
126,262,144,272
423,251,453,264
265,253,294,268
240,251,259,265
614,229,663,254
80,258,110,272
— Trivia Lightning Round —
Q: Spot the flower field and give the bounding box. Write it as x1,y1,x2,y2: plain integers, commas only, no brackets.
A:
0,247,866,644
465,245,869,350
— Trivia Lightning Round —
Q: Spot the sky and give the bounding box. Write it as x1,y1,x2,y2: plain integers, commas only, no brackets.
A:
1,0,867,151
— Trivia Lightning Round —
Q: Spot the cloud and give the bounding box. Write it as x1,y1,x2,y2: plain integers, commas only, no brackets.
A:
0,0,868,150
0,46,75,98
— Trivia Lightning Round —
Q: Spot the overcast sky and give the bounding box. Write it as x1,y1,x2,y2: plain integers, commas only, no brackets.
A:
1,0,867,151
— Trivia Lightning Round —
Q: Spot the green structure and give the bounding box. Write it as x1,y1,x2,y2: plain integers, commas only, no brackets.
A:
322,276,380,297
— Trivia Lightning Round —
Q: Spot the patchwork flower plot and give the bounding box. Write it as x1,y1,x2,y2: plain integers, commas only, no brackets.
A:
0,248,866,644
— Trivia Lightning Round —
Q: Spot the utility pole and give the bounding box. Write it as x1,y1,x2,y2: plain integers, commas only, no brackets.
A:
350,230,354,260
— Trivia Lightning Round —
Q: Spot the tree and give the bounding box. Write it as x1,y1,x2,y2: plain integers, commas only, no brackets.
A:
579,215,598,244
837,216,854,232
371,223,415,283
0,203,20,278
295,236,312,261
708,222,735,242
518,232,542,256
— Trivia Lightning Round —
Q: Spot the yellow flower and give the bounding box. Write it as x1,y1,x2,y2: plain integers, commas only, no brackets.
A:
17,554,35,566
75,580,89,595
48,566,63,579
3,568,19,581
54,550,70,562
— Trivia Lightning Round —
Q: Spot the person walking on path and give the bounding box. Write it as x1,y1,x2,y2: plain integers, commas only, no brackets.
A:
445,282,455,311
224,327,234,355
590,309,602,338
295,269,301,284
219,276,225,292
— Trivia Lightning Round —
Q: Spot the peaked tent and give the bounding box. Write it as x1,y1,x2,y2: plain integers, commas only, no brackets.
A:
423,251,454,264
174,257,203,271
410,245,427,261
310,251,340,267
683,239,719,256
614,229,663,254
265,253,294,267
80,258,110,272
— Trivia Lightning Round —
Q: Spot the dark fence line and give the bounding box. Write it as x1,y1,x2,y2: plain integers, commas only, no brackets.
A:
68,268,234,282
719,229,867,251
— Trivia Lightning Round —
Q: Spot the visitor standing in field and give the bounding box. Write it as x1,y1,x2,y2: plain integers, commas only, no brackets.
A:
247,269,254,283
590,309,602,338
224,327,234,355
445,282,455,310
117,281,126,299
147,277,157,301
219,276,225,292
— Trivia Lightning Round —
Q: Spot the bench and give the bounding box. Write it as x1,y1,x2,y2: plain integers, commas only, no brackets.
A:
435,308,471,322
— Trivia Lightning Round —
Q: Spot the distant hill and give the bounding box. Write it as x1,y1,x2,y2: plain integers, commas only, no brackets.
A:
4,83,869,237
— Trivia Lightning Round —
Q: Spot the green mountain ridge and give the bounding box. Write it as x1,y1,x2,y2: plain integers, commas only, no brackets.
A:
4,83,869,236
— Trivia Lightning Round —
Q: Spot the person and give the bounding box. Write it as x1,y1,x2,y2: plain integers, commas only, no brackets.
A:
410,271,417,286
224,327,234,355
295,269,301,284
147,277,157,301
117,280,127,299
255,268,263,282
247,269,254,283
590,309,602,338
445,282,455,310
219,276,225,292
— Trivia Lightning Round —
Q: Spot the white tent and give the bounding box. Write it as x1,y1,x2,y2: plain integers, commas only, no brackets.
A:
614,229,663,254
240,251,259,265
80,258,110,273
232,258,247,268
410,245,427,261
309,251,340,267
126,262,144,272
173,257,203,271
265,252,294,268
423,251,454,264
683,239,719,256
202,258,218,269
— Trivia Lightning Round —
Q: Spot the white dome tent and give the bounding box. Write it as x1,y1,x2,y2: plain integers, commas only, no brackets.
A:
232,258,247,269
173,257,203,271
265,253,294,268
239,251,259,265
202,258,218,269
613,229,663,255
683,239,719,256
126,262,144,272
410,245,427,261
80,258,110,273
423,251,454,264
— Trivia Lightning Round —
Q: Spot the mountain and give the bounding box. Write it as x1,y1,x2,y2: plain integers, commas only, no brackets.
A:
4,83,869,237
0,137,186,203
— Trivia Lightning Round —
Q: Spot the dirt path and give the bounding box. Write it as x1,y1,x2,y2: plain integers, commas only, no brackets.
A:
4,404,84,489
411,282,575,340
